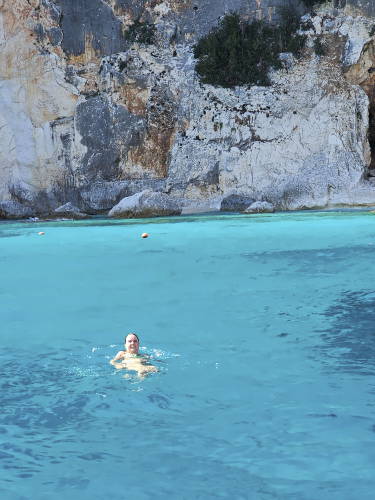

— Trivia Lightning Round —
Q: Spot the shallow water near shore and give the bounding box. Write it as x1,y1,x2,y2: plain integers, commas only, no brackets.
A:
1,211,375,499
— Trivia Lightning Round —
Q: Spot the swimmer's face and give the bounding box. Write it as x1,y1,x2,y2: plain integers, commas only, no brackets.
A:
125,334,139,354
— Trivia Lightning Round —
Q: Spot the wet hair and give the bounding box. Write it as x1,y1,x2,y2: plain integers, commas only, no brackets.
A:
124,333,139,344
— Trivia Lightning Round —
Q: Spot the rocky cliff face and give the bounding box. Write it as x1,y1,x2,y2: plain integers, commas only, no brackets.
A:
338,0,375,18
1,0,375,218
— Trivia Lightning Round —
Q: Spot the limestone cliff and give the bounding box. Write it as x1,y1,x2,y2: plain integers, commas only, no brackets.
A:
1,0,375,218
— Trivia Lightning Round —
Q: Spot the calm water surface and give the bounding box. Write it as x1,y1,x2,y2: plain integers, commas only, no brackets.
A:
1,212,375,499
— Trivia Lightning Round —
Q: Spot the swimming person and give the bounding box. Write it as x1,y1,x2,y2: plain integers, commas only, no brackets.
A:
110,333,158,378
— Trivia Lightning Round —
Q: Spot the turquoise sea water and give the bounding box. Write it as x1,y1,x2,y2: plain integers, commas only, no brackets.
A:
1,211,375,499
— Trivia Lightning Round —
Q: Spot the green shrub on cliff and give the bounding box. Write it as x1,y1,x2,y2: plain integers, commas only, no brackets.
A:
301,0,326,9
125,18,156,45
193,11,305,88
313,37,327,56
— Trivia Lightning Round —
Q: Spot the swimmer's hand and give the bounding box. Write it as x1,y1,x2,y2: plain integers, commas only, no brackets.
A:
137,365,158,380
109,359,125,369
140,365,158,375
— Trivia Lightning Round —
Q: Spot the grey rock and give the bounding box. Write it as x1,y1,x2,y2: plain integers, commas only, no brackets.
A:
81,182,130,212
54,202,88,219
338,0,375,17
279,52,296,70
108,190,182,218
300,14,315,34
244,201,275,213
81,179,167,212
220,194,255,212
75,96,146,182
0,201,34,219
55,0,128,57
42,0,61,23
47,27,63,46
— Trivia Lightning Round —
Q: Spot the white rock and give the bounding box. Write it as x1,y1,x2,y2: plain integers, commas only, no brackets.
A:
54,202,88,219
244,201,274,213
54,202,81,213
108,190,181,218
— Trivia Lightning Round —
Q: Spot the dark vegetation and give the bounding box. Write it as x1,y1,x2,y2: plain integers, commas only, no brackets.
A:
313,37,327,56
194,6,306,88
301,0,326,8
124,18,156,45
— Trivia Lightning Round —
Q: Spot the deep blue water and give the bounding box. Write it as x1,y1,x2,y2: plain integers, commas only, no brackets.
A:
1,212,375,499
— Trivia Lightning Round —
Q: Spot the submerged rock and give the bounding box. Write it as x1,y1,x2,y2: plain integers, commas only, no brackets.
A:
108,190,182,218
244,201,275,213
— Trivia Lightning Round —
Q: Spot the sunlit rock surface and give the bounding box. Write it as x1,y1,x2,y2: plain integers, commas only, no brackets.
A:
53,202,88,219
108,189,181,217
244,201,275,213
1,0,375,218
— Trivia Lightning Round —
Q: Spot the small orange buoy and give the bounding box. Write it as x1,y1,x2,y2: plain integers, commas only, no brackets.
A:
141,232,149,238
38,231,45,236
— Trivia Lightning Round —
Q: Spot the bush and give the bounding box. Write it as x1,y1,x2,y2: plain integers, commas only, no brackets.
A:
313,37,327,56
194,11,306,88
125,18,156,45
278,3,306,55
301,0,326,8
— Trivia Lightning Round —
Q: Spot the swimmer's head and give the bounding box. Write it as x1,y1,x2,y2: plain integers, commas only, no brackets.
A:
124,333,140,354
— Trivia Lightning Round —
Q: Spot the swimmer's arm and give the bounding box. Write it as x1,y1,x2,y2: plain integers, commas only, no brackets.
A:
137,365,158,379
139,362,158,375
111,361,125,370
109,351,126,367
147,365,158,373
